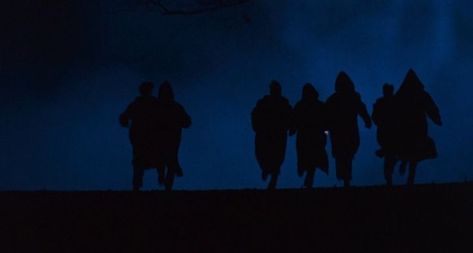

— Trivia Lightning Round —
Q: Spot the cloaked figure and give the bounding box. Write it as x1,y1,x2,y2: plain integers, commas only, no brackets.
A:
252,81,292,190
326,72,371,188
154,81,192,191
119,81,160,191
372,83,399,187
395,69,442,186
291,83,328,189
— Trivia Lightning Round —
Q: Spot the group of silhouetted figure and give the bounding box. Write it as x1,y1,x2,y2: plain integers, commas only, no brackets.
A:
120,69,442,191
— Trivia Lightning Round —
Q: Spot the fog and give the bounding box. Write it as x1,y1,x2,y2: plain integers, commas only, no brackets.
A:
1,0,472,190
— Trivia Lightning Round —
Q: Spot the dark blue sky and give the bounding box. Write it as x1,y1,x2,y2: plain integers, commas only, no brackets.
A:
1,0,472,190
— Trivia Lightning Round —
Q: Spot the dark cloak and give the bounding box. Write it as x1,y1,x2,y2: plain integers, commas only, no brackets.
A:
395,69,442,161
252,95,292,173
292,84,328,174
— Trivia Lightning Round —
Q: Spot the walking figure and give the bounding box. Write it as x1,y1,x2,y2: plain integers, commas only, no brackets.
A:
252,81,292,190
119,81,160,191
395,69,442,186
326,72,371,188
291,83,328,189
372,83,399,186
154,81,192,191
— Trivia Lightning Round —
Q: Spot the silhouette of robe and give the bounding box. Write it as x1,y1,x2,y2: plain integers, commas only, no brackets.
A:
120,95,159,169
154,89,191,172
326,73,371,161
372,94,399,156
292,87,328,174
395,69,441,161
252,95,292,173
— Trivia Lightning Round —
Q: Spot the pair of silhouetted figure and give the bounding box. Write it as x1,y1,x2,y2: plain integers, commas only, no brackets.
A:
120,81,191,191
372,69,442,187
252,69,441,189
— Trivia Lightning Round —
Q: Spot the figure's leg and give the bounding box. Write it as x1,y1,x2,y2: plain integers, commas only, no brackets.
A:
343,158,352,188
133,166,144,191
262,169,269,181
335,159,343,181
384,156,396,187
267,169,279,190
304,169,315,189
169,155,183,177
407,161,418,186
343,179,351,188
157,167,165,185
399,160,407,176
164,167,175,192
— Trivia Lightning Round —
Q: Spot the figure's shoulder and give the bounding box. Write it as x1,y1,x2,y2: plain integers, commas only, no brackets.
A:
374,97,384,105
325,94,336,103
280,96,290,105
256,95,271,106
174,102,187,111
315,100,325,106
354,91,362,99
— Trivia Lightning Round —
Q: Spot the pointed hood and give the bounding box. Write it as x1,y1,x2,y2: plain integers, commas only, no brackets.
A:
269,80,282,96
397,69,425,95
302,83,319,101
158,80,175,101
335,71,355,93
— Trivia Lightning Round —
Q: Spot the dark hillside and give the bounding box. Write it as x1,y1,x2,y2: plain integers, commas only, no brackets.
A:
1,183,472,252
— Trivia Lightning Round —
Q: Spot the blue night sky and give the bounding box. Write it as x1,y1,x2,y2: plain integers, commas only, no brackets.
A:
1,0,472,190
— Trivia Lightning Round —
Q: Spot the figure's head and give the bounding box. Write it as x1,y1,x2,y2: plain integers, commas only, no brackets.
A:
139,81,154,96
269,80,282,96
397,68,425,95
335,71,355,93
302,83,319,100
158,80,174,100
383,83,394,97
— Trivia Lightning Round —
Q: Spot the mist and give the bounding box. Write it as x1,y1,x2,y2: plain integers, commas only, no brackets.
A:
1,0,472,190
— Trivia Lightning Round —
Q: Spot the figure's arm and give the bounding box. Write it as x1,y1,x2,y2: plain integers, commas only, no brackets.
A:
358,97,372,129
251,103,260,132
371,103,379,126
178,105,192,128
119,103,134,127
425,93,442,126
288,104,297,136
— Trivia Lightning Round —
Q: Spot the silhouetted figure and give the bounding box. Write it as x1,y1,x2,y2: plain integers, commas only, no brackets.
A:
395,69,442,186
120,81,159,191
372,84,399,187
154,81,192,191
326,72,372,188
252,81,292,190
290,83,328,189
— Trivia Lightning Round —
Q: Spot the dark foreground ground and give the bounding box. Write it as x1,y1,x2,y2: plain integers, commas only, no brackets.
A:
1,183,472,252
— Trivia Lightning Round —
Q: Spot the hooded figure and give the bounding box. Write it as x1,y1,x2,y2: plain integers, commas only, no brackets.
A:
291,83,328,189
154,81,192,191
119,81,160,191
251,80,292,190
372,83,399,186
325,72,371,187
395,69,442,185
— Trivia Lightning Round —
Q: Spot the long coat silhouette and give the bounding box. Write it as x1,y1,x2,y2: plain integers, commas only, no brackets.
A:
154,81,192,191
395,69,442,163
252,81,292,189
292,84,328,188
326,72,371,186
119,81,159,190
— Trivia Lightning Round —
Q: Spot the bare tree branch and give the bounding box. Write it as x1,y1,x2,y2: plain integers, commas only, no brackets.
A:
146,0,251,15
